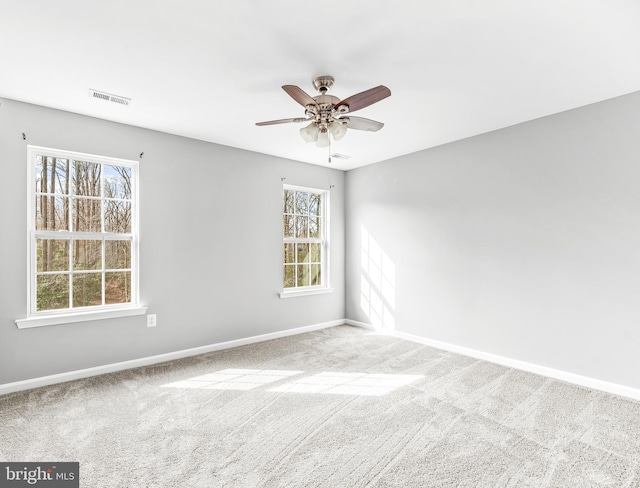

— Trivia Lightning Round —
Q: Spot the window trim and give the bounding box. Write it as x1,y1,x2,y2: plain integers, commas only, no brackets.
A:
280,184,330,298
278,287,334,299
17,145,143,326
15,307,147,329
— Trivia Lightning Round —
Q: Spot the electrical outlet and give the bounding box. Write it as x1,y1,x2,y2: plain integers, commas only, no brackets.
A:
147,314,157,327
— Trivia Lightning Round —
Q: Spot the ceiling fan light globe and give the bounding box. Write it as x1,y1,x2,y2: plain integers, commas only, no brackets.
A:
316,130,330,148
300,123,319,143
329,122,347,141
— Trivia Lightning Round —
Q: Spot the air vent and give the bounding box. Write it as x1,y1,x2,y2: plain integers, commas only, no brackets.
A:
88,89,131,106
330,153,351,160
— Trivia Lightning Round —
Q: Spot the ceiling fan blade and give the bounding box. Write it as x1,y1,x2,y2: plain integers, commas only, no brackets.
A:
338,116,384,132
282,85,317,107
334,85,391,113
255,117,312,126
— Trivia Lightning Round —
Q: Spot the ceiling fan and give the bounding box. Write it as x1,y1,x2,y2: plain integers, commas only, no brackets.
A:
256,76,391,148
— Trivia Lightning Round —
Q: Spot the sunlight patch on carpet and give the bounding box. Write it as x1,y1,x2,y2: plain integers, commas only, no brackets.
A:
161,369,423,396
269,372,422,396
161,369,303,391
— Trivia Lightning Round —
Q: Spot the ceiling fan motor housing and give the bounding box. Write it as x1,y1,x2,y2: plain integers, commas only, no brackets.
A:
306,93,343,130
311,76,349,113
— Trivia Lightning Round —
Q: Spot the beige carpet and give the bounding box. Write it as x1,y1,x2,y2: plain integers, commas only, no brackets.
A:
1,325,640,487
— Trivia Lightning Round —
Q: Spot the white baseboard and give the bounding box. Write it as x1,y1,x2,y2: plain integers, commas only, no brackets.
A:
346,319,640,401
344,319,377,331
392,329,640,402
0,320,344,396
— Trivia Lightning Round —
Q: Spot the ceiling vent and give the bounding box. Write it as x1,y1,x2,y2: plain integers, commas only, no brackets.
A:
89,89,131,106
330,153,351,160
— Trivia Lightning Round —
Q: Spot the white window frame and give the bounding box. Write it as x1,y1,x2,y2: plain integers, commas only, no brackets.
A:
279,184,333,299
16,146,146,329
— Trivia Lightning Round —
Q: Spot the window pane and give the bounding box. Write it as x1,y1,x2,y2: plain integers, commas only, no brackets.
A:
297,264,310,287
37,239,70,272
283,265,295,288
309,193,321,217
73,161,102,197
309,217,320,238
73,198,102,232
106,240,131,269
36,274,69,311
295,216,309,238
72,273,102,307
36,156,70,194
104,200,131,233
73,240,102,270
311,264,322,286
106,271,131,304
295,192,309,214
310,243,322,263
104,165,132,200
296,243,309,263
36,195,69,231
284,243,295,264
283,190,295,214
283,215,294,238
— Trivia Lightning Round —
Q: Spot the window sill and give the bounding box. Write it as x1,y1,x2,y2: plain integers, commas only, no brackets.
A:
15,306,148,329
279,288,334,299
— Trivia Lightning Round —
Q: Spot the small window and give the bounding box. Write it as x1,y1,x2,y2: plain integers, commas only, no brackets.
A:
282,185,329,292
26,146,139,317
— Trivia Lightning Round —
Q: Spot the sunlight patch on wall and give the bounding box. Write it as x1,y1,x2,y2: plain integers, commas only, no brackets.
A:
360,226,396,332
161,369,302,391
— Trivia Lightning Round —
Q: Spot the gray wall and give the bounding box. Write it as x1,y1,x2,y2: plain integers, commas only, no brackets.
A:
0,98,345,384
346,91,640,390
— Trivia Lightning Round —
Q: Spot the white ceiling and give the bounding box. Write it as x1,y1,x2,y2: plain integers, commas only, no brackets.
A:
1,1,639,171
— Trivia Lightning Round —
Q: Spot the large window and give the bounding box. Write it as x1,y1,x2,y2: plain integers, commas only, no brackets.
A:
282,185,329,294
25,146,139,319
